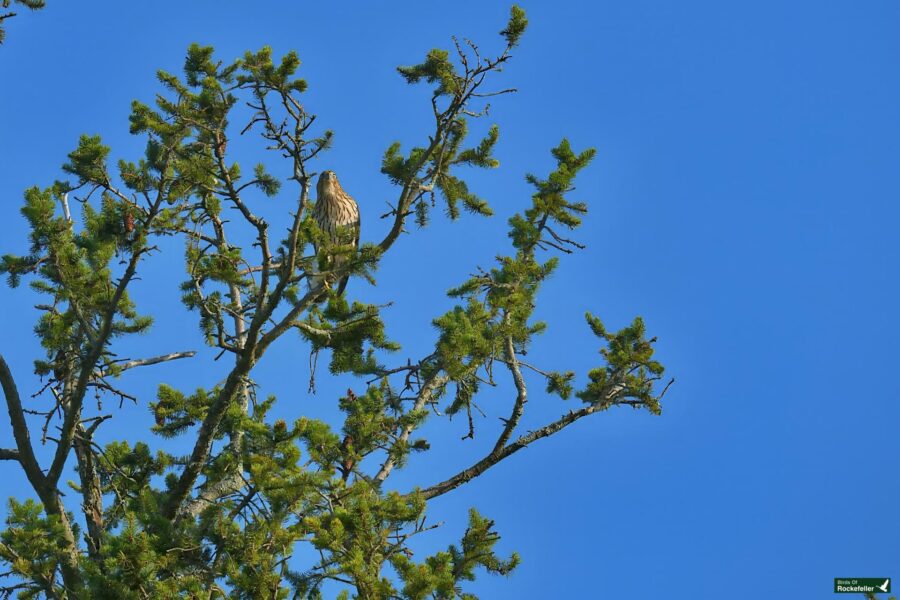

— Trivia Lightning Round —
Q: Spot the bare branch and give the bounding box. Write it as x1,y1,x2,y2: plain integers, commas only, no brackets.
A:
59,192,72,223
492,333,527,453
471,88,517,98
168,224,221,247
73,424,103,557
0,355,80,588
292,321,332,341
106,350,197,375
237,261,283,277
417,375,665,501
419,402,602,500
0,355,45,490
256,285,326,355
374,372,448,483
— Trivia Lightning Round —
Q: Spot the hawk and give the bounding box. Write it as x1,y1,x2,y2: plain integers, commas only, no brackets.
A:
312,170,360,295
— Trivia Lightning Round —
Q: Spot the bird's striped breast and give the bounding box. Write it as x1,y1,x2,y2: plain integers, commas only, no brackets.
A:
313,190,360,241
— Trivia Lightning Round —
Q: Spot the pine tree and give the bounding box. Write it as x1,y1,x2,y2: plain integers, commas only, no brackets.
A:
0,0,44,44
0,6,671,598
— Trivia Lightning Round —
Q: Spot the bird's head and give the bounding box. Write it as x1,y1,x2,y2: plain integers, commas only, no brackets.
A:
317,170,339,196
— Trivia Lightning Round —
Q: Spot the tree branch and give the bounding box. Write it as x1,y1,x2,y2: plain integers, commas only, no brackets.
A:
181,471,246,519
492,333,526,453
47,146,173,492
73,424,103,558
164,356,256,520
0,355,45,490
48,236,146,485
165,150,317,521
419,397,613,501
0,355,80,590
374,372,448,483
106,350,197,375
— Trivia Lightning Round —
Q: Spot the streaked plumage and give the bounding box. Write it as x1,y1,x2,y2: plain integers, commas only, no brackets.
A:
312,170,360,295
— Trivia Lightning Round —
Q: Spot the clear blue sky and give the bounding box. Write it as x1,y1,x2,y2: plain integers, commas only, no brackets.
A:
1,1,898,598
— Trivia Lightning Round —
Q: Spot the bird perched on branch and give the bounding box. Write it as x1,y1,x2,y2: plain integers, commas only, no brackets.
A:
312,170,360,295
